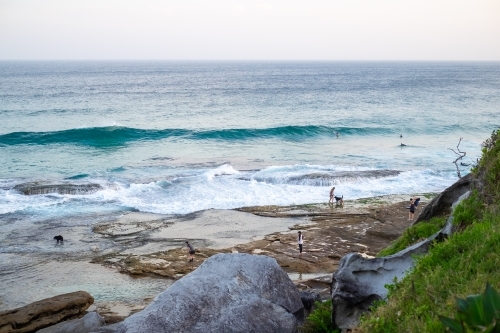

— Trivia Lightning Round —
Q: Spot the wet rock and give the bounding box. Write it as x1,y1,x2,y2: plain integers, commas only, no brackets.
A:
330,218,454,330
96,253,304,333
0,291,94,333
414,173,472,223
37,312,104,333
14,183,103,195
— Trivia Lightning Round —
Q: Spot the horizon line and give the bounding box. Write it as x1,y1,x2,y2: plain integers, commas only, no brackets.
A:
1,59,500,62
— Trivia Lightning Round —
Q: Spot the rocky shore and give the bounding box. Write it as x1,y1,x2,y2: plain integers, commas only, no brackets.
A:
0,193,435,331
87,193,433,320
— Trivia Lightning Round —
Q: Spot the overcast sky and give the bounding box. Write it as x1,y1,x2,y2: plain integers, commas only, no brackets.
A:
1,0,499,60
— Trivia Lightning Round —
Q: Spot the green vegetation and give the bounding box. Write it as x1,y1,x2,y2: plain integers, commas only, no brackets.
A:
377,216,447,257
299,300,339,333
357,129,500,333
438,283,500,333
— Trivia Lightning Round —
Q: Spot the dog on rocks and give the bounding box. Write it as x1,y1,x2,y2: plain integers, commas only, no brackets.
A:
54,235,64,243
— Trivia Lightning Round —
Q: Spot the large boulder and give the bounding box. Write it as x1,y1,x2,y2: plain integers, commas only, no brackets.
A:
0,291,93,333
37,312,105,333
96,253,304,333
413,173,472,224
330,218,454,330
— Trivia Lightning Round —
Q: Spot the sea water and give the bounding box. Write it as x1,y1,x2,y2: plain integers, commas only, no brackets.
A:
1,61,499,308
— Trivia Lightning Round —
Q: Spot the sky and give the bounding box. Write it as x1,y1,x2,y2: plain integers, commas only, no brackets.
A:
0,0,499,61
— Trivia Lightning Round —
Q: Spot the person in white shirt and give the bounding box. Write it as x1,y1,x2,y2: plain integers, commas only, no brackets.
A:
297,231,304,254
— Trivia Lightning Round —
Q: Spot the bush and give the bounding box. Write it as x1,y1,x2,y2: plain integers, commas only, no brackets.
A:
438,283,500,333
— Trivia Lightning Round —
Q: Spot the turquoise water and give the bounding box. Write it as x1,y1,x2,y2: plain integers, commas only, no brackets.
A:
0,61,499,219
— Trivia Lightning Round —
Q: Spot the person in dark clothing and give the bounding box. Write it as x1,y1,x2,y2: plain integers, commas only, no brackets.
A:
185,241,195,262
409,199,416,220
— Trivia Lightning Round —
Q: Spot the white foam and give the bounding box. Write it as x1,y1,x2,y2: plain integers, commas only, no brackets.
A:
0,164,458,217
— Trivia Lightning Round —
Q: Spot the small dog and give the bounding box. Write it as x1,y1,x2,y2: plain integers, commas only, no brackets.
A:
334,195,344,205
54,235,64,243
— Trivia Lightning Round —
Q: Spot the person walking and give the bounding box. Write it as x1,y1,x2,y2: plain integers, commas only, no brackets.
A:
185,241,195,262
329,187,335,203
408,199,416,220
297,231,304,254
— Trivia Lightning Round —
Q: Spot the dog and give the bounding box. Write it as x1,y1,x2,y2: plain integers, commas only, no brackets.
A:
54,235,64,243
334,195,344,205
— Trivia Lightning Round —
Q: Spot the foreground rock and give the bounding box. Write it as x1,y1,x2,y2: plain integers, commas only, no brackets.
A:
37,312,105,333
96,253,304,333
0,291,93,333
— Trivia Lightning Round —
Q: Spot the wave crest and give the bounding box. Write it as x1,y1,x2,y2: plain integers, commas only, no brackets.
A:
0,125,395,147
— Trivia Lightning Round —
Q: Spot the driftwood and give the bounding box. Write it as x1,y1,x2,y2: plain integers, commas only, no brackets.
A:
448,137,466,178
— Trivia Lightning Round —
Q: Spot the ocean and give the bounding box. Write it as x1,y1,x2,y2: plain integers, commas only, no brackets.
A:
0,61,499,309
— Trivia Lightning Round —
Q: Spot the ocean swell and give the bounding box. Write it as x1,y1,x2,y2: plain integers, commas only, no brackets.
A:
0,125,395,147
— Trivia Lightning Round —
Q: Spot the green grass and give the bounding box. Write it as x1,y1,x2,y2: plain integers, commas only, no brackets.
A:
377,216,447,257
359,211,500,333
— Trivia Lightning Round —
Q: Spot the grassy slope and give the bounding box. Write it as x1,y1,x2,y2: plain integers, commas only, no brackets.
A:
358,130,500,333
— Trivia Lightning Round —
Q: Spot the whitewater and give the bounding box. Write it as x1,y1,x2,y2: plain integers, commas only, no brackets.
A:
0,60,499,241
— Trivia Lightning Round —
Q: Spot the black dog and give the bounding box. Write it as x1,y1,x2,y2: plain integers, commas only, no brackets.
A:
54,235,64,243
334,195,344,205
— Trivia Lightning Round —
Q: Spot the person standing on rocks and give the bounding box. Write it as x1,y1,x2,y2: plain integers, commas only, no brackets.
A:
408,199,416,220
297,231,304,254
185,241,195,262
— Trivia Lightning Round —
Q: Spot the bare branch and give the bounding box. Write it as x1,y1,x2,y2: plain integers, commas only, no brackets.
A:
448,137,466,178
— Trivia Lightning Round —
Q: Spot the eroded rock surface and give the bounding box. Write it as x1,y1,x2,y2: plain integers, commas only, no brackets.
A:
331,211,457,329
0,291,93,333
96,253,304,333
414,173,472,223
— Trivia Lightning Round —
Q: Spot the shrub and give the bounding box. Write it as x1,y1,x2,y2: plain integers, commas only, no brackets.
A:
438,283,500,333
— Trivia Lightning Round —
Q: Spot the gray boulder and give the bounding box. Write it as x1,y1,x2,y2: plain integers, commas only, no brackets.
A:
413,173,472,224
37,312,105,333
331,217,454,330
96,253,304,333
